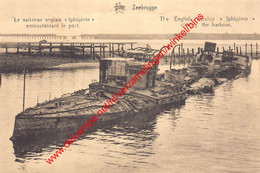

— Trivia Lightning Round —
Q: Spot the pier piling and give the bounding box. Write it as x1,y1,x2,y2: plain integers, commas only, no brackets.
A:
90,44,93,58
245,43,247,56
28,43,31,54
49,43,52,55
93,44,95,60
82,44,85,58
5,43,8,53
112,44,114,57
256,43,258,59
103,43,105,58
187,48,190,64
109,43,111,56
251,43,253,57
17,43,19,54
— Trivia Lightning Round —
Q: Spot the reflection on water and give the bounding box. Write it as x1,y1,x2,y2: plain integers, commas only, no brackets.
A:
0,60,259,173
12,109,160,159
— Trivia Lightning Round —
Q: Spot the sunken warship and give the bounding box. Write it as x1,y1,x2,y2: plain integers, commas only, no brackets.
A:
11,52,186,140
11,42,251,140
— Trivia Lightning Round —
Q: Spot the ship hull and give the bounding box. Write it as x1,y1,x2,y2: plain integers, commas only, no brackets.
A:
11,92,187,141
11,110,133,140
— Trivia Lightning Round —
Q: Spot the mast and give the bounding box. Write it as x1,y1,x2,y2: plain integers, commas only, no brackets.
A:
23,69,26,112
171,45,181,70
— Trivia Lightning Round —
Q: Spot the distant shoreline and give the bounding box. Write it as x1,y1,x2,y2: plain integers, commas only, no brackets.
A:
0,33,260,41
0,53,98,73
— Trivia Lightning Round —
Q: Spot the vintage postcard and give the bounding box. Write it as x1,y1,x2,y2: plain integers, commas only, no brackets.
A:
0,0,259,172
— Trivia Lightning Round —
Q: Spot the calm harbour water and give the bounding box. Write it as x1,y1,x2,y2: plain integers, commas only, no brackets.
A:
0,41,260,173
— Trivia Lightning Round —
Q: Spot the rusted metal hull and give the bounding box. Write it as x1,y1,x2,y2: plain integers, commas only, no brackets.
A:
11,91,186,140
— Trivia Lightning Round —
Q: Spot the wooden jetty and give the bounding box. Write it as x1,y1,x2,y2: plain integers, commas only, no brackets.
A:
0,42,136,60
0,41,258,64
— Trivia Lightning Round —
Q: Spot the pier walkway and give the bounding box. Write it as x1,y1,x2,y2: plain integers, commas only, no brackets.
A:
0,41,258,63
0,42,136,60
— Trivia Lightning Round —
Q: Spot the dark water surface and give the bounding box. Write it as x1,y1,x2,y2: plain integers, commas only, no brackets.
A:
0,58,259,172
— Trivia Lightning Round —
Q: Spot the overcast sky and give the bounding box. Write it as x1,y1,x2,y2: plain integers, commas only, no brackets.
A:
0,0,259,35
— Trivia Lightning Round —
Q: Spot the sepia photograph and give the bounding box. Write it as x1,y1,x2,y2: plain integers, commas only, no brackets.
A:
0,0,259,172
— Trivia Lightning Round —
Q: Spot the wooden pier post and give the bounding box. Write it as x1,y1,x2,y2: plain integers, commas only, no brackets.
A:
251,43,253,57
192,48,194,63
93,44,95,60
181,43,183,55
28,43,31,54
90,44,93,58
179,49,181,65
5,43,8,53
112,44,114,57
39,43,42,54
236,47,238,55
229,46,231,52
245,43,247,56
70,43,73,54
170,53,172,69
198,47,200,54
118,44,120,55
49,43,52,55
187,48,190,64
217,47,219,56
131,43,133,49
122,44,124,56
60,43,63,54
17,43,19,54
256,42,258,59
173,52,175,65
234,42,236,53
240,47,242,55
103,43,105,58
178,46,181,65
82,43,85,58
223,47,224,52
100,44,102,58
183,49,186,65
109,43,111,56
